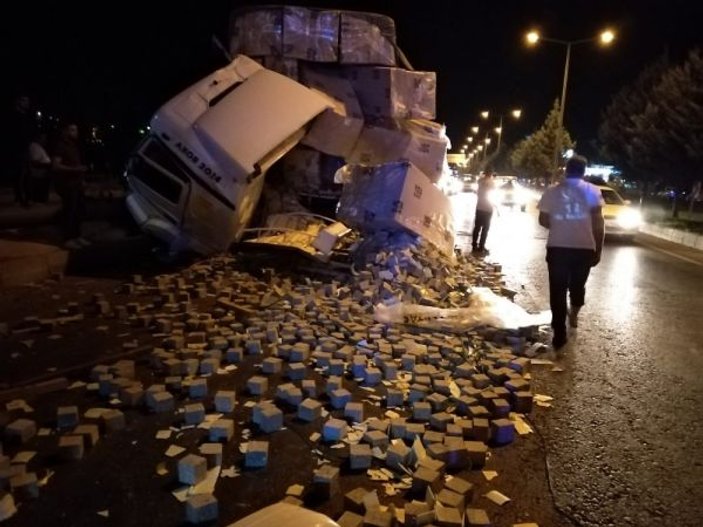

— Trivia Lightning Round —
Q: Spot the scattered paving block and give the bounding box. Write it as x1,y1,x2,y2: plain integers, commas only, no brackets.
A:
247,376,268,395
178,454,207,485
382,362,398,380
435,504,463,527
331,389,353,410
199,443,223,467
505,378,530,393
351,356,367,378
302,380,317,399
313,464,340,499
423,430,445,446
490,418,515,445
245,440,269,468
189,379,208,399
473,418,491,443
418,456,445,474
364,367,382,386
208,417,235,442
364,506,393,527
367,418,389,434
513,391,533,414
73,424,100,447
325,376,343,395
427,442,447,462
337,511,364,527
444,440,470,470
285,387,304,406
289,344,310,362
259,406,284,433
6,419,37,443
426,393,448,411
200,358,220,375
102,410,126,432
184,403,206,425
10,472,38,499
181,358,200,377
120,385,145,407
363,430,389,449
328,359,346,376
468,406,491,419
430,412,453,432
404,423,425,441
344,487,370,514
58,435,84,460
471,374,491,389
466,508,491,526
214,391,236,413
0,491,16,520
164,359,184,377
245,340,263,355
56,406,79,429
446,423,462,437
385,441,410,469
349,444,372,469
323,419,348,442
298,399,323,422
445,476,474,499
390,418,407,439
287,362,307,381
405,501,435,526
185,493,218,524
150,391,175,413
386,388,404,408
226,347,244,363
437,488,465,510
344,402,364,423
465,441,488,468
413,401,432,421
262,357,284,374
145,384,166,407
412,466,441,495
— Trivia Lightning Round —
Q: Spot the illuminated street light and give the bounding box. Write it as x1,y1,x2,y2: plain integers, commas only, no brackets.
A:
480,111,489,119
471,126,479,134
485,137,491,145
512,109,522,119
525,27,616,170
468,137,474,143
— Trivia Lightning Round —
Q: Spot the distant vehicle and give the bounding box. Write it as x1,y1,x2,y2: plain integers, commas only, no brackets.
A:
495,179,528,211
597,184,642,239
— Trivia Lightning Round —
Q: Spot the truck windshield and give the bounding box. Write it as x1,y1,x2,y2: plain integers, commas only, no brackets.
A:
129,138,189,204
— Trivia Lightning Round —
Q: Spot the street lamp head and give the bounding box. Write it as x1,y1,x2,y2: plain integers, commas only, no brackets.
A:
599,29,615,45
485,137,491,145
512,109,522,119
494,127,502,134
468,137,474,142
471,126,479,134
526,30,540,45
480,111,489,119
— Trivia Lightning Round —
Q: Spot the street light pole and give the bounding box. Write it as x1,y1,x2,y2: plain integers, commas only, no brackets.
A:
558,42,571,129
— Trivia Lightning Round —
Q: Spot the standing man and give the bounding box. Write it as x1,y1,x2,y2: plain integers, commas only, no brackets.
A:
52,122,90,249
472,171,495,254
538,155,604,349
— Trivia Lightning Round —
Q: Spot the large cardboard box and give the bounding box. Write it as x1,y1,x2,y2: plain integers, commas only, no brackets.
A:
283,6,339,62
339,12,396,66
300,67,364,158
230,8,283,56
336,161,455,256
348,119,449,183
343,67,436,120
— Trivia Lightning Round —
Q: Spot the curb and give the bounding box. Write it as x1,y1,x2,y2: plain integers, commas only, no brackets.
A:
0,240,69,287
640,223,703,251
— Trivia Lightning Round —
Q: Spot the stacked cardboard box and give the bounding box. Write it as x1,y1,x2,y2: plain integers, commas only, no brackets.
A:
228,6,453,253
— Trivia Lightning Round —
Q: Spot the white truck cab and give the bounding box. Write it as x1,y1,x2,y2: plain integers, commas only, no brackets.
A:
125,55,330,255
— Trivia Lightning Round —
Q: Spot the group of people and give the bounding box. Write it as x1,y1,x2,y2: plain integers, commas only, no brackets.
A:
8,95,90,249
472,156,605,351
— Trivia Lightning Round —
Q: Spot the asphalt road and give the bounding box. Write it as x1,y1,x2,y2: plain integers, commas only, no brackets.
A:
452,191,703,526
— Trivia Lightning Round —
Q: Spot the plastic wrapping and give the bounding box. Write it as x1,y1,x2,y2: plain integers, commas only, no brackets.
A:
343,67,436,120
262,55,299,80
336,161,455,255
300,66,364,157
347,119,449,183
283,6,339,62
340,12,396,66
229,8,283,56
374,287,551,331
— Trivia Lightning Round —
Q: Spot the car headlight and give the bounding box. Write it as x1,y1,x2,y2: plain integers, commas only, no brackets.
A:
616,208,642,230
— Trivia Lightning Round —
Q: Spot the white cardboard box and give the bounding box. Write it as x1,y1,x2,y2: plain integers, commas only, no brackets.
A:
336,161,455,255
339,12,396,66
283,6,339,62
343,67,436,120
348,119,449,183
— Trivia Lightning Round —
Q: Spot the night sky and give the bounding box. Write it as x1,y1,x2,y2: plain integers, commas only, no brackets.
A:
5,0,702,161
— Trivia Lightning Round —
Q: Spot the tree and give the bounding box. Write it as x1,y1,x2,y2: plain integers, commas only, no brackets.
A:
599,49,703,215
511,99,574,182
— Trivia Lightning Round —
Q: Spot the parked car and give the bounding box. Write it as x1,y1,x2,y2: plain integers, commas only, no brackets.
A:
597,184,642,239
496,179,528,211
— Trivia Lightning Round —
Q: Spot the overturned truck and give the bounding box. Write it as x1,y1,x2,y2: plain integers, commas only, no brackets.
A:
124,5,455,258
